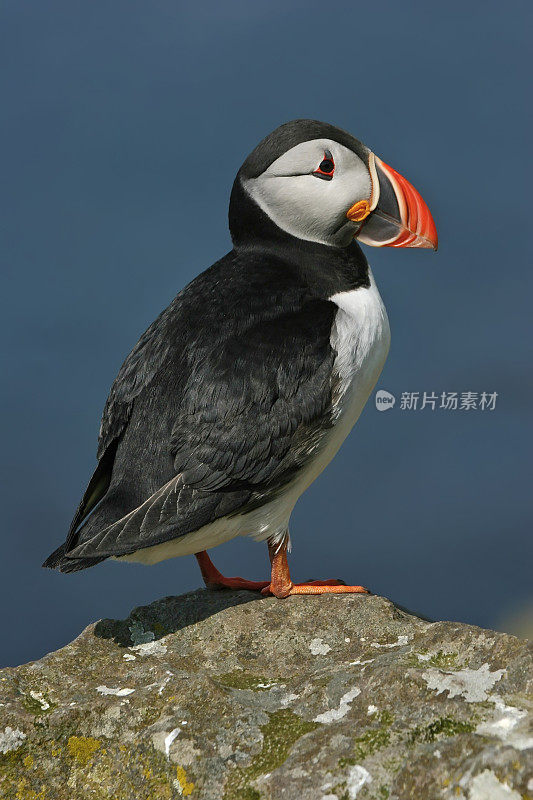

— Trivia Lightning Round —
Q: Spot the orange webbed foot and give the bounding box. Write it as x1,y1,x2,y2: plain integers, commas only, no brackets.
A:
195,545,370,599
264,539,370,598
261,579,370,598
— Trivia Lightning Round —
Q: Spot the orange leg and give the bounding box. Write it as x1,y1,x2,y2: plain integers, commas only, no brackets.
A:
261,539,370,598
195,550,270,591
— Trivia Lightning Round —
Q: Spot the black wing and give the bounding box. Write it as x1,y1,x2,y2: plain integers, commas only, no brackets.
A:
43,293,181,570
47,251,339,566
97,299,180,460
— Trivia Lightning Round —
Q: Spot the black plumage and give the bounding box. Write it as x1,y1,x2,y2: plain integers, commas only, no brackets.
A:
43,120,371,572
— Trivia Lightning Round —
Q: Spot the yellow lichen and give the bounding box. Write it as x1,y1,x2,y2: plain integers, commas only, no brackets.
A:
67,735,101,766
176,765,195,796
23,754,34,768
16,777,47,800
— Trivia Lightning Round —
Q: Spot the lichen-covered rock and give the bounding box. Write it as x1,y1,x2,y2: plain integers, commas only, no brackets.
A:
0,590,531,799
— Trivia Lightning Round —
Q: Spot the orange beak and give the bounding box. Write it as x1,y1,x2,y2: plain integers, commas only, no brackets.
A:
355,155,438,250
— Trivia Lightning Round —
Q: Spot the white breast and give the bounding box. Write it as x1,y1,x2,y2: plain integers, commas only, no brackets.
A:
290,266,391,495
329,266,391,423
259,266,391,517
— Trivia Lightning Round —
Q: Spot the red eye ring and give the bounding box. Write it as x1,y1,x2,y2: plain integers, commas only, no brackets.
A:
313,150,335,180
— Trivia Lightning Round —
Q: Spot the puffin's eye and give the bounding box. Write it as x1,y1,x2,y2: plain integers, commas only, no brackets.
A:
313,150,335,181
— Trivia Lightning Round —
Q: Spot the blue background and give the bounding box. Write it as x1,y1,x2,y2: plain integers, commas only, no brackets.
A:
2,0,532,667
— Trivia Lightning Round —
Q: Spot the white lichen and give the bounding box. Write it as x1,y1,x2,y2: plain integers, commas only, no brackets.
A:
158,671,174,695
96,685,135,696
314,687,361,724
278,691,299,707
421,662,531,750
309,638,331,655
467,769,521,800
476,697,533,750
131,640,167,656
28,690,50,711
422,663,505,702
128,620,155,645
0,726,26,754
164,727,181,758
346,765,372,798
416,653,432,662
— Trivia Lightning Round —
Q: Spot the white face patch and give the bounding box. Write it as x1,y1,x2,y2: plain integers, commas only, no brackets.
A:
243,139,372,247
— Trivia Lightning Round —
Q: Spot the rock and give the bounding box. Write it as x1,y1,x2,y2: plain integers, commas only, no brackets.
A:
0,589,531,799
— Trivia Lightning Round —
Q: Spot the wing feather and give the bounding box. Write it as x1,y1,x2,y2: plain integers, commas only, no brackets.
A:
58,253,342,563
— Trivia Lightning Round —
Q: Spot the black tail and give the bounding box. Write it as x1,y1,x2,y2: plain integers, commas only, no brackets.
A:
42,440,119,571
42,543,106,572
42,542,67,568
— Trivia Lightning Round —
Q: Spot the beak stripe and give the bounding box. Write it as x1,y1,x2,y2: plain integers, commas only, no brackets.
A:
367,152,380,213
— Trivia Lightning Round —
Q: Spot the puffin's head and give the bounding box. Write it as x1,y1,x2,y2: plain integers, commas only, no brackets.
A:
229,119,437,251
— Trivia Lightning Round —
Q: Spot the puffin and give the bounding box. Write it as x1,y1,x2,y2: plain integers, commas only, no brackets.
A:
43,119,437,598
